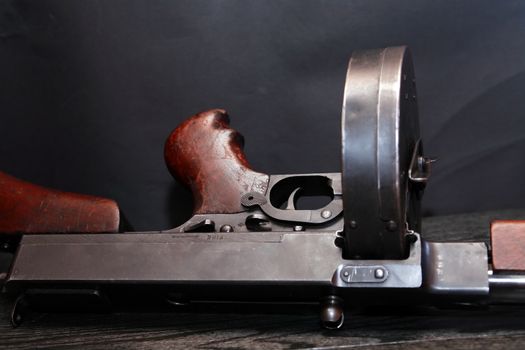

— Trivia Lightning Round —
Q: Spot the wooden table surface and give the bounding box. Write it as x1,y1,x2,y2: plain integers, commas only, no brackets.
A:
1,209,525,350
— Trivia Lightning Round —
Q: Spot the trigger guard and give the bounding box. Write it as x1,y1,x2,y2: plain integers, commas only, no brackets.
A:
241,173,343,224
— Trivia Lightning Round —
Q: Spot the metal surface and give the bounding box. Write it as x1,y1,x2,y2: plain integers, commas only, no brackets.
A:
341,46,421,259
5,232,342,286
339,266,388,283
168,211,344,235
320,295,344,329
408,140,433,183
422,241,489,296
489,273,525,302
184,219,215,232
219,224,234,232
6,231,421,291
332,234,422,288
242,173,343,224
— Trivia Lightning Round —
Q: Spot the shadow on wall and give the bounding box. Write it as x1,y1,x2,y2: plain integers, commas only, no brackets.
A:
424,71,525,216
166,183,194,229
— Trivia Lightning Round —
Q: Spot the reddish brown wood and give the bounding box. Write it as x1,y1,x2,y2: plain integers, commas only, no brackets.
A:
0,171,120,234
491,220,525,271
165,109,269,214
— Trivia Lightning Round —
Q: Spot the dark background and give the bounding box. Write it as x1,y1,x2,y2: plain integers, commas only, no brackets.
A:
1,0,524,231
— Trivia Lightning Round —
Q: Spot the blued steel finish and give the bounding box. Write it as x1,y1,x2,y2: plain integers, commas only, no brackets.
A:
7,234,500,301
341,46,421,259
422,241,489,297
489,273,525,302
5,231,419,289
332,234,422,288
241,173,343,224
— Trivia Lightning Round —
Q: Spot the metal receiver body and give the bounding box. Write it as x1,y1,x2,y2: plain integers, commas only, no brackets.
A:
2,46,524,329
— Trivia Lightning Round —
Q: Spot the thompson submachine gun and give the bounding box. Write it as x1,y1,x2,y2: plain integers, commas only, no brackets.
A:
1,46,524,329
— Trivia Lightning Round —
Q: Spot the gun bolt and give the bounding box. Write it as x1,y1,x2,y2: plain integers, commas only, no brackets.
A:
219,225,234,232
321,210,332,219
374,268,385,279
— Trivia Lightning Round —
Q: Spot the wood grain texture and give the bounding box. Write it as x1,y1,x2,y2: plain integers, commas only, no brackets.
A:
490,220,525,271
0,171,119,234
1,209,525,349
164,109,269,214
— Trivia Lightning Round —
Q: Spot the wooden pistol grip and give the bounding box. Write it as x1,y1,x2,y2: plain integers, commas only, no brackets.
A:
164,109,269,214
491,220,525,272
0,171,120,234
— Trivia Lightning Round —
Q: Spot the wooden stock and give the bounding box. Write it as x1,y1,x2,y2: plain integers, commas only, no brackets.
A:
491,220,525,271
164,109,269,214
0,171,120,234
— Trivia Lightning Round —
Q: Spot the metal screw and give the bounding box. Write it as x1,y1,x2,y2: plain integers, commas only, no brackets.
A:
349,220,357,229
293,225,304,232
374,268,385,279
220,225,233,232
343,270,350,277
321,210,332,219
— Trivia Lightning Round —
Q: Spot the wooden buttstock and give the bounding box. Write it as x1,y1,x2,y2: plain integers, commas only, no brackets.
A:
164,109,269,214
0,171,120,234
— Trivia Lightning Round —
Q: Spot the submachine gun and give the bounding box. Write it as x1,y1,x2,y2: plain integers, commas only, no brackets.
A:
1,46,524,329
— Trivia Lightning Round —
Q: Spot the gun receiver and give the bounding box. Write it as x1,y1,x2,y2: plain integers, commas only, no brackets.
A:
1,46,524,329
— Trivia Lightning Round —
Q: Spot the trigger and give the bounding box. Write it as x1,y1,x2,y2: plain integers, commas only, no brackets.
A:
285,187,302,210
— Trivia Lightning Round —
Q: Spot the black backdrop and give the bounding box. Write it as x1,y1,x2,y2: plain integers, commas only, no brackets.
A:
1,0,524,231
